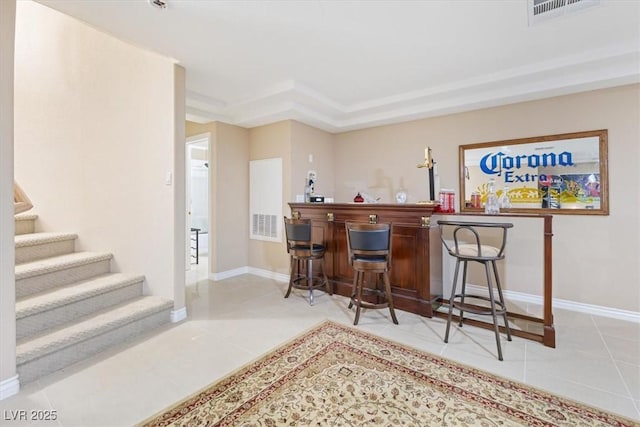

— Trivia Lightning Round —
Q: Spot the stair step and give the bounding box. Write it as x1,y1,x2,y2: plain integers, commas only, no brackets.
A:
16,273,145,340
15,232,78,264
16,252,113,299
17,296,173,384
15,213,38,235
11,216,176,384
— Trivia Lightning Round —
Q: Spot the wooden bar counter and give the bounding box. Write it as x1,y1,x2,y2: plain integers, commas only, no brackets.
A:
288,202,443,317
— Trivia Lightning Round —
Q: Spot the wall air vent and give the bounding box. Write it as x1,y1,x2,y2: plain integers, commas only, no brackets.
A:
528,0,600,25
252,214,278,239
249,158,282,242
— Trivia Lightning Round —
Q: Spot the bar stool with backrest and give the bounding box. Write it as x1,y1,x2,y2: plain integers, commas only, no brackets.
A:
438,220,513,361
283,216,331,305
345,221,398,326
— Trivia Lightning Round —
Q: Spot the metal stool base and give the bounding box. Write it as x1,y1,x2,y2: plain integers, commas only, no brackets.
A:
444,259,512,361
285,257,331,305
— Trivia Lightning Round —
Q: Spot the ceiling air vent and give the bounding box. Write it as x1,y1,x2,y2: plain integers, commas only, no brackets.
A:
148,0,168,9
528,0,600,25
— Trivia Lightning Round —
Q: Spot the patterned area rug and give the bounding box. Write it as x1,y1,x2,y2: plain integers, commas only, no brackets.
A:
139,320,638,426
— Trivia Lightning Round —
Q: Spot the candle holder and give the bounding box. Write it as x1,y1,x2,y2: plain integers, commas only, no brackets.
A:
417,147,436,202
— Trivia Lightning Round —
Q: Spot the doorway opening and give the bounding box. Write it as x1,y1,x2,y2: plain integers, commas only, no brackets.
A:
186,133,211,281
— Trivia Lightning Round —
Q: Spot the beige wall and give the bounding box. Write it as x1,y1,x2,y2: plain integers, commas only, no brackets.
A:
335,120,439,204
0,0,17,394
290,121,336,201
14,2,182,303
215,123,250,272
335,84,640,312
248,121,292,275
186,121,250,274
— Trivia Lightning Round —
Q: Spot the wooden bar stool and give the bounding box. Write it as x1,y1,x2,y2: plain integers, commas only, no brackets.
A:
345,222,398,326
283,217,331,305
438,220,513,361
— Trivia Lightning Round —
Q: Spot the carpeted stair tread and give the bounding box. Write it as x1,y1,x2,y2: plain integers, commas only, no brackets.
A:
15,252,113,280
14,213,38,235
16,273,145,318
14,213,38,221
15,232,77,248
17,296,173,364
15,232,79,264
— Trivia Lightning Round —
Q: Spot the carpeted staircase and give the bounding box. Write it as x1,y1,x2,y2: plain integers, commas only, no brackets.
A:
14,213,173,383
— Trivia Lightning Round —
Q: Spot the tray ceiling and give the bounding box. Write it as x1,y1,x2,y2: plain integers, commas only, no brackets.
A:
36,0,640,132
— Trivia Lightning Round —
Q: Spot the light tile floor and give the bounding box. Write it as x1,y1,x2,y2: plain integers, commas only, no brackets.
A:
1,257,639,426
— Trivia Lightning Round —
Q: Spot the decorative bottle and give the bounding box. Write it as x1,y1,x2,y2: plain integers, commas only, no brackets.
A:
304,180,311,203
484,178,500,214
499,186,512,209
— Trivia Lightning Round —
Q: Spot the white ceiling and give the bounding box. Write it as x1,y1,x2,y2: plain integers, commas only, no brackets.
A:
37,0,640,133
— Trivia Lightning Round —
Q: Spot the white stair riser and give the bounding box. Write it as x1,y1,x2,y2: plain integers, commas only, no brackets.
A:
17,282,143,340
17,260,111,299
16,239,75,264
15,219,35,235
17,309,171,384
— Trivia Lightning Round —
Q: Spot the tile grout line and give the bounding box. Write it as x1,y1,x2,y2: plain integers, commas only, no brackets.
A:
590,314,640,419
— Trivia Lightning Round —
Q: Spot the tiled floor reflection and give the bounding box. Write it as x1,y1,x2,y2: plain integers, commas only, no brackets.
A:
1,259,638,426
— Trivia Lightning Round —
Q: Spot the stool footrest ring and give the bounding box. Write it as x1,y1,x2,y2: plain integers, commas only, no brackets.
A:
291,276,329,292
450,294,508,316
350,298,391,310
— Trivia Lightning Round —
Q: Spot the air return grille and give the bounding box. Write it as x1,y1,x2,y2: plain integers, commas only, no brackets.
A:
529,0,600,25
249,158,282,242
252,214,278,239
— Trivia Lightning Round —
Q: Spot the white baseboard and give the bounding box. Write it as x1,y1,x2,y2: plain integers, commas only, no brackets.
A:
461,283,640,323
209,266,288,283
170,307,187,323
0,374,19,401
552,298,640,323
210,267,249,281
248,267,289,283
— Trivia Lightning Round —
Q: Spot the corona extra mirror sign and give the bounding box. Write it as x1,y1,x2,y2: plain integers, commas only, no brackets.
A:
459,130,609,215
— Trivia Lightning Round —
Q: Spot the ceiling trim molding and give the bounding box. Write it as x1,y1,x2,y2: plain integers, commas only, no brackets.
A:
186,48,640,132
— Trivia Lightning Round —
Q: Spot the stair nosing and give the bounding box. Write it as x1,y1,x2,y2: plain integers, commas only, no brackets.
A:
15,252,113,280
14,213,38,221
16,273,145,319
17,297,173,364
15,232,78,248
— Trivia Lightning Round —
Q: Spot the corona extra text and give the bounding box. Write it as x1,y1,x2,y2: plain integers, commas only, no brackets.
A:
479,151,574,183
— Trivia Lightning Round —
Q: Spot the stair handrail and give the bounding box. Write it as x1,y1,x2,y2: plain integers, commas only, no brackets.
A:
14,182,33,214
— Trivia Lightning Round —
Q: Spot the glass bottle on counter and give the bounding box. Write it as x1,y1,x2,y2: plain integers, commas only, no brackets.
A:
484,178,500,214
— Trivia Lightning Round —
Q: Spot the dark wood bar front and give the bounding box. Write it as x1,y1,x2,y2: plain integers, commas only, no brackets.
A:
288,203,443,317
